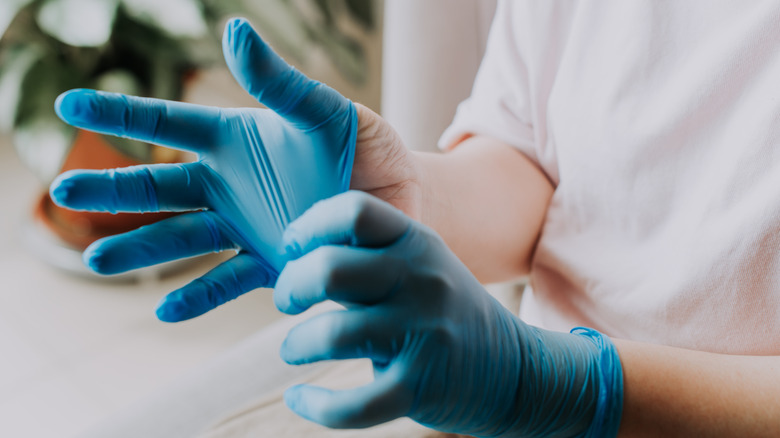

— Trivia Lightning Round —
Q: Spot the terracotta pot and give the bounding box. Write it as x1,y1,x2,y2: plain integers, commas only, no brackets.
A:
34,129,179,250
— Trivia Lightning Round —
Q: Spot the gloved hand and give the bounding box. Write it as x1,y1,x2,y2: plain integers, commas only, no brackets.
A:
49,18,360,322
275,191,624,437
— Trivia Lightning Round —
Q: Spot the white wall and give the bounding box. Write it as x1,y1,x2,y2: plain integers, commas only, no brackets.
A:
382,0,497,152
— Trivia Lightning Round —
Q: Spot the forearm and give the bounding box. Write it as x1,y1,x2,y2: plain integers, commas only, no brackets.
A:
414,136,553,283
350,104,552,282
615,339,780,437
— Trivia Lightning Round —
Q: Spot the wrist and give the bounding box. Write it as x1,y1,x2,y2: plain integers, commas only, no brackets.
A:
503,325,624,438
412,150,445,227
351,103,424,220
570,328,625,438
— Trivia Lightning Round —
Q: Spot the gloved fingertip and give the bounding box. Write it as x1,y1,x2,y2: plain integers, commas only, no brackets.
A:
279,339,294,364
226,17,249,34
82,243,108,274
49,176,74,207
283,385,307,414
54,92,69,121
275,301,306,315
272,288,307,315
155,296,189,323
280,223,309,260
55,89,97,125
282,239,303,261
279,337,309,365
223,17,251,54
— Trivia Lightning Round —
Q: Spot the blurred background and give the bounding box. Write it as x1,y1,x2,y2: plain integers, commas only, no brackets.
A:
0,1,497,436
1,0,382,184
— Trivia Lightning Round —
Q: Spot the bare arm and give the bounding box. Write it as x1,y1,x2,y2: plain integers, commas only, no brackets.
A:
352,104,780,436
351,104,553,283
422,135,780,436
414,136,552,283
616,339,780,437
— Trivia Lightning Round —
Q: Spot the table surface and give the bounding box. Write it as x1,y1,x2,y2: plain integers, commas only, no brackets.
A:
0,135,282,438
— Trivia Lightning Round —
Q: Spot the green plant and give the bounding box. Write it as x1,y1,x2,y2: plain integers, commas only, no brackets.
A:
0,0,376,183
244,0,376,84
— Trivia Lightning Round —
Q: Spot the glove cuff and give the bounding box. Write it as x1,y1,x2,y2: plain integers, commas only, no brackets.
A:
570,327,624,438
339,101,359,193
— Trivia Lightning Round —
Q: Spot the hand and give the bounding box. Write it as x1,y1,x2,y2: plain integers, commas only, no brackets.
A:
274,191,624,437
49,18,416,322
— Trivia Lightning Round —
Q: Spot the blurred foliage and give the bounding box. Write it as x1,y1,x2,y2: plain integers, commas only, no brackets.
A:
0,0,377,183
247,0,376,85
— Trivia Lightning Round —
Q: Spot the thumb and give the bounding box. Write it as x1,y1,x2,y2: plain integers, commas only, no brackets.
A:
222,18,351,128
281,191,411,259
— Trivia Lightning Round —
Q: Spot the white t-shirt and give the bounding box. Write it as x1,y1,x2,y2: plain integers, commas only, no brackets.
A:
440,0,780,355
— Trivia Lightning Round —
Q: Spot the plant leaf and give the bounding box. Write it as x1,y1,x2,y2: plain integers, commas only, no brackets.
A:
13,52,85,182
309,0,334,26
315,28,366,84
94,69,143,96
241,0,309,62
15,53,85,129
0,46,44,132
201,0,249,18
101,135,152,162
36,0,120,47
121,0,208,38
344,0,374,30
0,0,34,40
14,117,75,183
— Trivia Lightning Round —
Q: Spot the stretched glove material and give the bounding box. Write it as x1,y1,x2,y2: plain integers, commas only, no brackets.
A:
49,18,357,322
275,191,624,437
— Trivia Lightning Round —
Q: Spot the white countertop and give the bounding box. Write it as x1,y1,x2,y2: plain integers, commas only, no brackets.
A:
0,135,282,438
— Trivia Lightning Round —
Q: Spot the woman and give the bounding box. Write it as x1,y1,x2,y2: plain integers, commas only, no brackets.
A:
52,1,780,436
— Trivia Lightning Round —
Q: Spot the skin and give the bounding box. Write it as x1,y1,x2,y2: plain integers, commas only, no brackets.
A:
351,104,552,283
48,17,778,435
350,103,780,437
50,80,778,434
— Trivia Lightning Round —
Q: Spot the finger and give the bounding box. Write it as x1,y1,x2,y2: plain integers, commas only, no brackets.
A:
281,309,399,366
83,211,235,275
50,162,210,213
284,372,411,429
274,245,401,314
54,88,221,153
282,191,410,258
222,18,353,130
156,253,277,322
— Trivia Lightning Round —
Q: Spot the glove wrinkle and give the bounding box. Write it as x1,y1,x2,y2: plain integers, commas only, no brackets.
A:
278,192,623,437
52,17,357,321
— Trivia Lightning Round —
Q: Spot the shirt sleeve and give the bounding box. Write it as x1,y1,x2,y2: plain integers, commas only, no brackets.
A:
438,0,537,162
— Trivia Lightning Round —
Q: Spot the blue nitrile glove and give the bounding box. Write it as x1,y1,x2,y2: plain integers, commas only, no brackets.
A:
48,18,357,322
274,191,624,437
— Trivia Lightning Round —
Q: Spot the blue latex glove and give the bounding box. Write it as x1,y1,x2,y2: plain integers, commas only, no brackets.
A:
275,191,624,437
49,18,357,322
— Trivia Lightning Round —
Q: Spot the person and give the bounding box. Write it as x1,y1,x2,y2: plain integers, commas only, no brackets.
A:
49,1,780,436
